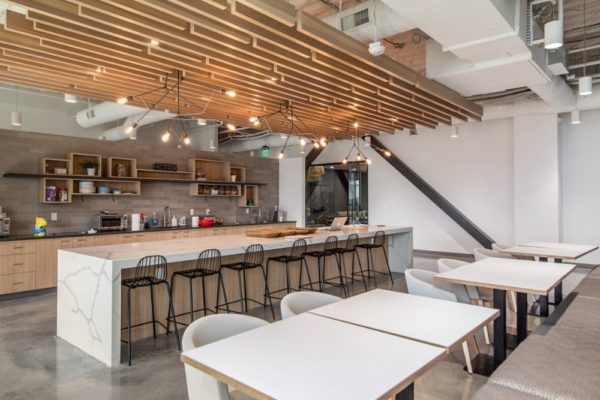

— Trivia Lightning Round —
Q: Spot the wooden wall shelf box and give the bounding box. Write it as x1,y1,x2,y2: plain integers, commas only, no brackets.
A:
68,153,102,177
39,158,72,175
104,157,137,178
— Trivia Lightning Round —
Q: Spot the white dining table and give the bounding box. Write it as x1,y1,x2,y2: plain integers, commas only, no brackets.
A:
436,257,575,370
309,289,498,351
181,312,446,400
502,242,597,315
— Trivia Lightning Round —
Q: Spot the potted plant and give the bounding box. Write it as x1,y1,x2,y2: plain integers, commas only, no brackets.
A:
81,161,98,176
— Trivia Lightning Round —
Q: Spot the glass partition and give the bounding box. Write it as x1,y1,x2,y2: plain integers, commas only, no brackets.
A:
305,162,368,226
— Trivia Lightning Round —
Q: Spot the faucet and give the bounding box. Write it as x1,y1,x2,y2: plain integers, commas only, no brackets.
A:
164,206,171,227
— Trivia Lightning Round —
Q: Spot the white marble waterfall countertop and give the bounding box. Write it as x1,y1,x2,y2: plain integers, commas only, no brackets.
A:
61,226,412,270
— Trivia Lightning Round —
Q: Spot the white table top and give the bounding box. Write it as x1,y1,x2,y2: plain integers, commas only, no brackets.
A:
181,313,446,400
506,242,599,260
309,289,498,350
61,225,411,269
435,258,575,295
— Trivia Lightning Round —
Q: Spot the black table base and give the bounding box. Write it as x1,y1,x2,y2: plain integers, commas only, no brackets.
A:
395,383,414,400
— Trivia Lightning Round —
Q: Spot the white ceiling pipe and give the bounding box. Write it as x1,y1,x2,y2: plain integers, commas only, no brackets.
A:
100,110,174,141
528,76,576,110
75,101,150,128
219,135,305,152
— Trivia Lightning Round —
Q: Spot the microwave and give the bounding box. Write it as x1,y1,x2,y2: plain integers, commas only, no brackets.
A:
95,213,128,231
0,217,9,237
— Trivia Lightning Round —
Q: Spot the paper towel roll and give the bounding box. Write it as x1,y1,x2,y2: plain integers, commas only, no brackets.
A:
192,216,199,227
131,213,141,232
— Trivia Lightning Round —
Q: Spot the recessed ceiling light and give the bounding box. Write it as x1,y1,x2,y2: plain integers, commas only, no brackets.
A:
64,93,77,103
150,38,159,46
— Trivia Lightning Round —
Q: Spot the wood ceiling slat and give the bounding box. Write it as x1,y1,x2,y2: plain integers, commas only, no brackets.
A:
0,0,482,139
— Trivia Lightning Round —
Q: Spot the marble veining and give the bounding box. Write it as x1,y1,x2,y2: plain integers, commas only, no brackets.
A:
57,225,413,367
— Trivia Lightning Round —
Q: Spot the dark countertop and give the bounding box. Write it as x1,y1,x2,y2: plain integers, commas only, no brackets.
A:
0,221,296,242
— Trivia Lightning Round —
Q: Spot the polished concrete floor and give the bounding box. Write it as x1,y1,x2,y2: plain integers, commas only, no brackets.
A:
0,260,589,400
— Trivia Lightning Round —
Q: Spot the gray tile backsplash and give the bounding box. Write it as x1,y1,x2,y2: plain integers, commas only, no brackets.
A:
0,129,279,235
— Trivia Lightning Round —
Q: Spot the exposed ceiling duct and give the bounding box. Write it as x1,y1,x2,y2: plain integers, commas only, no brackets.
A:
75,102,152,128
220,135,305,153
321,0,414,43
100,110,175,141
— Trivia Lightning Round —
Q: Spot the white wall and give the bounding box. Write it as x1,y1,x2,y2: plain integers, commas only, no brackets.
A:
513,114,559,243
279,157,305,226
315,119,515,253
560,108,600,263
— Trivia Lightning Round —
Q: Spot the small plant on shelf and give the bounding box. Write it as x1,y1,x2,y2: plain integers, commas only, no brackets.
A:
80,161,99,176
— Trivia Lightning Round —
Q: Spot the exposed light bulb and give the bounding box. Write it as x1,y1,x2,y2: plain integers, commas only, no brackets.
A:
161,131,171,142
226,123,236,131
252,120,260,126
300,138,307,146
384,150,391,157
225,90,236,97
342,158,348,164
150,38,160,46
249,116,258,123
313,141,320,149
356,153,362,161
124,125,134,135
197,118,207,126
319,138,327,147
117,97,128,105
183,135,191,145
64,93,77,103
11,111,22,126
352,121,359,129
366,158,372,165
278,151,284,159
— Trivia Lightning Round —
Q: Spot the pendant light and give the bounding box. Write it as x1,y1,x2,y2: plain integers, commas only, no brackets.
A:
579,0,592,96
571,110,582,124
11,86,21,126
544,1,563,50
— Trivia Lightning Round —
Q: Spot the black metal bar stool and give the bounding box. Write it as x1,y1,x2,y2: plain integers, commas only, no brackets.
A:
335,233,368,292
121,255,180,366
353,230,394,288
303,236,349,297
216,244,275,319
264,239,314,303
168,249,229,330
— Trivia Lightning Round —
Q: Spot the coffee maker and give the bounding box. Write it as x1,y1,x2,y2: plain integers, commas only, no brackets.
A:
0,206,10,237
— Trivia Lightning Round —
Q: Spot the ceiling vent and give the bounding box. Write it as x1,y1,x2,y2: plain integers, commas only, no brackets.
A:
340,7,370,32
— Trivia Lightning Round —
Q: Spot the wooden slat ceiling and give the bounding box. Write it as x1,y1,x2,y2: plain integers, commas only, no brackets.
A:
1,0,482,139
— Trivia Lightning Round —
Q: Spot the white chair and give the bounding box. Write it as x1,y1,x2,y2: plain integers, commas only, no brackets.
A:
491,243,510,251
405,268,480,374
280,291,342,319
473,248,518,311
182,314,269,400
437,258,491,344
473,247,513,261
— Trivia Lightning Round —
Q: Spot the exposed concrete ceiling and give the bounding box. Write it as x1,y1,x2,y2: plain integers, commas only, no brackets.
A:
564,0,600,77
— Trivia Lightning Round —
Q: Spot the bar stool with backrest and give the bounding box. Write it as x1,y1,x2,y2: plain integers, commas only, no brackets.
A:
353,230,394,287
216,244,275,319
303,236,349,298
333,233,368,292
168,249,229,330
121,255,180,366
264,238,314,304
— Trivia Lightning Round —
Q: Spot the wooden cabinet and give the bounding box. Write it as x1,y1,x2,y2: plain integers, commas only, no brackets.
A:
35,238,72,289
0,240,36,294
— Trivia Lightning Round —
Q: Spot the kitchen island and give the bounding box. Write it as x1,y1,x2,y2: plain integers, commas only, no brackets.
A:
57,225,413,367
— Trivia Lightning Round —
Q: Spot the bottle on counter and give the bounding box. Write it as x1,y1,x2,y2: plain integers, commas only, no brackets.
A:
171,216,178,227
150,212,159,228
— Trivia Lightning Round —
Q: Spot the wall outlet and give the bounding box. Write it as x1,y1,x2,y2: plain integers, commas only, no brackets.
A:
189,208,194,216
51,212,58,221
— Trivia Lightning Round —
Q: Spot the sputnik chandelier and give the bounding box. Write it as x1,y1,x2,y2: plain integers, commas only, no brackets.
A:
248,100,329,158
115,70,236,146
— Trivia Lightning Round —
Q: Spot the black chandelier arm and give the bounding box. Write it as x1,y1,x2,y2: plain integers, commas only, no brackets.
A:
130,76,182,129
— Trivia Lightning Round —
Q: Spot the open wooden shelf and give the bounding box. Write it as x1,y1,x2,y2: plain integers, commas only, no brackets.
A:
136,168,193,180
238,184,259,207
39,178,72,204
188,158,231,181
39,158,72,175
72,179,141,196
190,183,242,197
105,157,137,178
230,166,246,183
2,173,267,185
69,152,102,177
